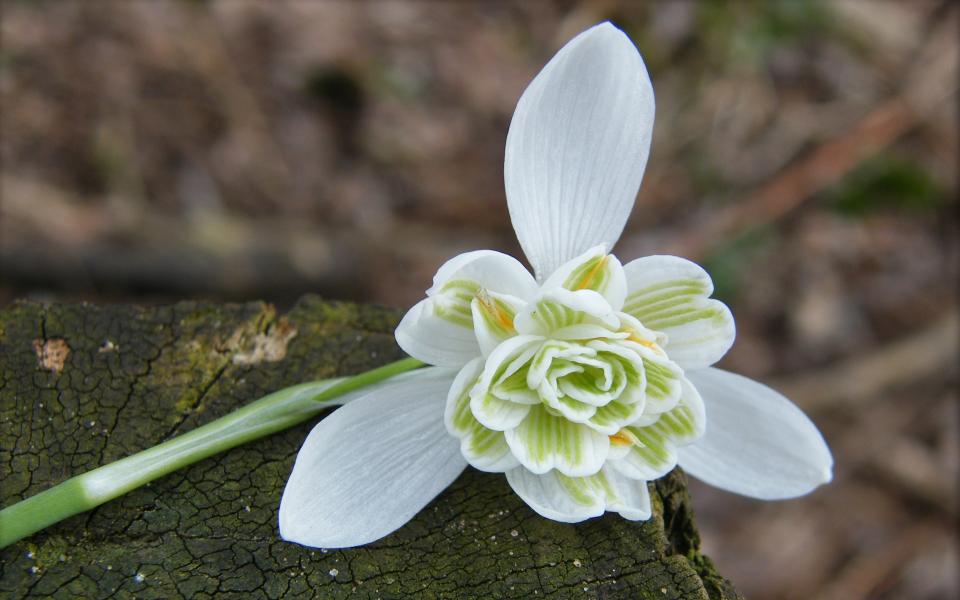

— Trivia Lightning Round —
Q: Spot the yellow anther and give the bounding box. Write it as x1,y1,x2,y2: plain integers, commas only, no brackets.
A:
627,334,657,349
609,428,640,446
575,255,609,290
477,289,515,333
622,330,665,356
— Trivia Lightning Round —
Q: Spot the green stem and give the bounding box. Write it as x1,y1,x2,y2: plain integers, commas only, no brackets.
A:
0,357,424,549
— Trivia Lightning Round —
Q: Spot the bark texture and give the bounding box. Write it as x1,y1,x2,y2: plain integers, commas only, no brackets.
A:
0,297,742,599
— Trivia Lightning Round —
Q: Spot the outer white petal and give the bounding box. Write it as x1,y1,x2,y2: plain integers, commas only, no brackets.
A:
504,22,654,280
395,298,480,367
279,368,467,548
622,255,735,369
506,465,651,523
678,368,833,500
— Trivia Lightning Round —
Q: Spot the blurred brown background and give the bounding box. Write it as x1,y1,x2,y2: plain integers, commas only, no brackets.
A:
1,1,957,598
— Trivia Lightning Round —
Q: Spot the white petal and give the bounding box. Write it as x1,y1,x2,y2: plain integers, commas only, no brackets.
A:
678,368,833,500
470,386,531,431
542,245,628,311
610,378,704,480
474,334,544,409
623,255,735,369
397,250,538,366
445,358,520,472
279,368,467,548
506,465,651,523
515,288,618,335
504,22,654,280
471,290,524,357
395,298,480,367
641,353,684,415
428,250,538,301
505,404,609,476
586,398,646,435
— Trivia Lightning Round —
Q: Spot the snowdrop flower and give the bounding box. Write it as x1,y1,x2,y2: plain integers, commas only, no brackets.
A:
279,22,832,548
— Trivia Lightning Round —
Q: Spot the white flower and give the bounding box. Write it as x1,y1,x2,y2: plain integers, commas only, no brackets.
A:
279,22,833,549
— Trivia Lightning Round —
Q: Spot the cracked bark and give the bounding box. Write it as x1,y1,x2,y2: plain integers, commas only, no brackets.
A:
0,296,742,599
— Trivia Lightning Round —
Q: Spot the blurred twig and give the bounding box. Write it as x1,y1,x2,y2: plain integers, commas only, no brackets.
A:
775,311,958,411
817,521,947,600
669,11,958,261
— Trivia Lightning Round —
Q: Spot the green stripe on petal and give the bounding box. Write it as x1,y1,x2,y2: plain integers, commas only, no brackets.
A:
564,256,612,295
515,288,619,336
505,465,652,523
504,404,609,477
623,255,735,370
642,356,682,413
538,382,598,423
470,388,531,431
434,279,482,328
557,469,619,506
444,358,519,473
542,246,628,310
471,290,524,356
587,398,646,435
609,378,705,481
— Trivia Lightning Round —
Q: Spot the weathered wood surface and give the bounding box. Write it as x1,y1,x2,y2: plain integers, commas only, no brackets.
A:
0,297,742,599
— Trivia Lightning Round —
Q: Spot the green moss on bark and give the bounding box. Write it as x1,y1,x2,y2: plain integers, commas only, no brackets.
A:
0,296,742,599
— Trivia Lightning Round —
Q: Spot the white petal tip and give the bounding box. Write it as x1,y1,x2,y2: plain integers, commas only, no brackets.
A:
278,368,466,550
582,21,631,42
820,464,834,485
504,20,653,278
680,368,834,501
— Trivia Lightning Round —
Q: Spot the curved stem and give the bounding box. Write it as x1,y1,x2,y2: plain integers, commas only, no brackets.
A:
0,357,424,549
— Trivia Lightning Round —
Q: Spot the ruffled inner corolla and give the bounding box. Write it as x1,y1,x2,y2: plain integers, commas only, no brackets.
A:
279,22,833,549
402,244,728,521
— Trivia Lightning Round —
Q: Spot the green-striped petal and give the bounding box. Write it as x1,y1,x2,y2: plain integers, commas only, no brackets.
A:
444,358,519,472
504,404,609,476
515,288,618,336
542,245,628,310
476,334,544,407
397,250,538,367
641,353,683,414
471,290,524,356
537,380,598,423
506,465,651,522
610,378,705,481
470,387,532,432
622,255,735,369
587,397,646,435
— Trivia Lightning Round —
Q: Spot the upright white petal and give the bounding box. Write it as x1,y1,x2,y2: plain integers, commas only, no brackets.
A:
279,368,467,548
504,22,654,281
678,368,833,500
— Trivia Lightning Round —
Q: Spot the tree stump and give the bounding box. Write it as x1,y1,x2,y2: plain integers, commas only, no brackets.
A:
0,297,742,599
